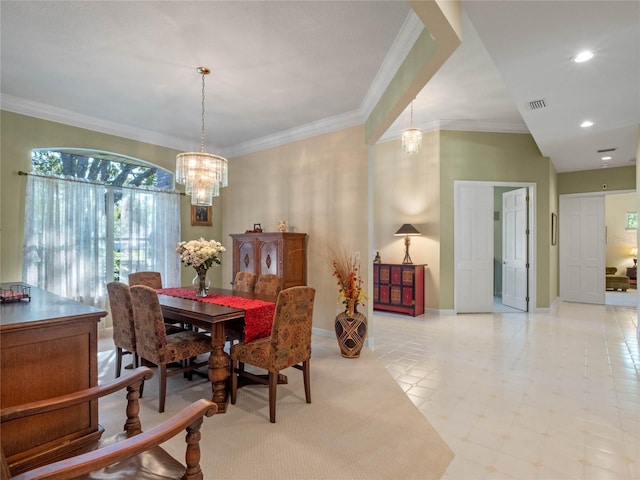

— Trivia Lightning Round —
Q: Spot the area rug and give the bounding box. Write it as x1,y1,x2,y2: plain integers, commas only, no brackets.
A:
97,335,454,480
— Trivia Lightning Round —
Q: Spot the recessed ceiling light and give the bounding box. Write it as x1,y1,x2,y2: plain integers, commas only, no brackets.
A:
581,120,594,128
574,51,594,63
601,156,612,161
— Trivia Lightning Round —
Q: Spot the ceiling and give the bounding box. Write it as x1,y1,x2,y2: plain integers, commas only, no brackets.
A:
1,1,638,173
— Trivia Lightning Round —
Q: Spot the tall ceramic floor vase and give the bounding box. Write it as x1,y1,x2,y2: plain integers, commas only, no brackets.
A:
334,302,367,358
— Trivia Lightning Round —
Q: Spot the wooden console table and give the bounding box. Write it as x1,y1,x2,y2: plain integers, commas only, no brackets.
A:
0,283,107,475
373,264,426,317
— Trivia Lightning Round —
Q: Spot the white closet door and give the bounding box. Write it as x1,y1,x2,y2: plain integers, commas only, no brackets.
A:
559,195,605,304
455,183,493,313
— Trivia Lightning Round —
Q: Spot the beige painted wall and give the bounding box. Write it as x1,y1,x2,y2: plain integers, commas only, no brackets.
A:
373,132,441,309
223,125,370,334
0,111,223,287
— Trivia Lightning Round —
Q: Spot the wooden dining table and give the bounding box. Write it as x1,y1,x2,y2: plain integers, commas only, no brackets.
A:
157,287,276,413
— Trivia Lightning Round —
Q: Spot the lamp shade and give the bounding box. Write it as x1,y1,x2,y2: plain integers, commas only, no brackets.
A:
394,224,421,236
631,247,638,256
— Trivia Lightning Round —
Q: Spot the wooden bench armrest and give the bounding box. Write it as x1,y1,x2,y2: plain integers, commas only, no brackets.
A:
1,367,154,423
10,399,218,480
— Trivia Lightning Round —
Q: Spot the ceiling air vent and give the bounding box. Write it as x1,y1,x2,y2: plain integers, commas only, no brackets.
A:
528,99,546,110
597,148,617,153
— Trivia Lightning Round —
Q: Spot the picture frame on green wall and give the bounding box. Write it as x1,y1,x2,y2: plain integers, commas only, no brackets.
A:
551,213,558,246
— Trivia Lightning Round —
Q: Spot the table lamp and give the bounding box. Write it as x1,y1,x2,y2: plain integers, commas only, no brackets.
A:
394,224,421,264
631,247,637,267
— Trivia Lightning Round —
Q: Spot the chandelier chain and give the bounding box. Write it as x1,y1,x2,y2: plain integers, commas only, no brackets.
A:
200,71,206,153
410,100,414,127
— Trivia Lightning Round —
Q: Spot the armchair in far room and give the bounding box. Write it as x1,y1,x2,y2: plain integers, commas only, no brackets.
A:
605,267,630,291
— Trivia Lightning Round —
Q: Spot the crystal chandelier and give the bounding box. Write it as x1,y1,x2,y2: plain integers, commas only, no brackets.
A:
176,67,228,206
401,100,422,155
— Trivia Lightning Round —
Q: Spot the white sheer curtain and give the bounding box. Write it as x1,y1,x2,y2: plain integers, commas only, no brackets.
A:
118,187,181,287
22,174,107,306
23,175,181,313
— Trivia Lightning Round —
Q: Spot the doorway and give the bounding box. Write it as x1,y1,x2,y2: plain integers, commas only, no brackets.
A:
559,190,637,306
495,187,528,312
454,181,536,313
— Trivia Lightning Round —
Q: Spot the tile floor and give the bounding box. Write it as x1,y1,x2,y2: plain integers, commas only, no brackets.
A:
373,299,640,479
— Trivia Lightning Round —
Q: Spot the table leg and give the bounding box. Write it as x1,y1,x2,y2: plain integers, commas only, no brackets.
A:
208,323,230,413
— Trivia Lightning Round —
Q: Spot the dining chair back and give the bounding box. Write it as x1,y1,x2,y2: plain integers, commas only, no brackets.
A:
106,282,138,378
254,274,284,296
128,271,163,289
129,270,187,333
230,286,315,423
130,285,214,413
233,271,257,293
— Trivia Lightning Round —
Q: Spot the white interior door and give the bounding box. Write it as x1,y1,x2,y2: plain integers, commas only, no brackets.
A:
559,195,605,304
502,188,529,311
455,183,493,313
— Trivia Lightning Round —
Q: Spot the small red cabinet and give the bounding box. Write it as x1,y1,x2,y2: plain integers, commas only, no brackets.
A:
373,263,425,316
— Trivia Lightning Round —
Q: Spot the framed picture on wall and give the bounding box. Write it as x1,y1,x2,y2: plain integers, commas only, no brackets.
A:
551,212,558,245
191,205,212,226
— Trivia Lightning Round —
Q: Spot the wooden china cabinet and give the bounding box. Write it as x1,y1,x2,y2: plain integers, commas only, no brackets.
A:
230,232,307,289
373,263,425,317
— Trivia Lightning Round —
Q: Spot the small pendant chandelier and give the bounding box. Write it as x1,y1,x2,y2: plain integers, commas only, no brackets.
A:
176,67,228,206
401,100,422,155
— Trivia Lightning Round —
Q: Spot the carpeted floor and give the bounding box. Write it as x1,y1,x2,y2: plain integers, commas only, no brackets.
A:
97,335,454,480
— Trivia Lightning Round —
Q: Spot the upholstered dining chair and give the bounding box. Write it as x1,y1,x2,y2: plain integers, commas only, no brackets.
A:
129,270,187,332
128,271,163,289
233,271,258,293
254,274,284,296
230,286,316,423
130,285,214,413
107,282,139,379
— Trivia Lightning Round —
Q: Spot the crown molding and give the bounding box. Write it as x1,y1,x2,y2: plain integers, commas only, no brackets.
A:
221,109,363,158
1,94,191,151
223,11,424,159
378,118,529,144
359,11,424,119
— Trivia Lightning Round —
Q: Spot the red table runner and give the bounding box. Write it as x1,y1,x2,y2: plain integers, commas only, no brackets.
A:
158,288,275,342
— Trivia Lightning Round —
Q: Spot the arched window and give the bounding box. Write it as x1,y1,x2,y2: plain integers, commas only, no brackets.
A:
23,149,180,309
31,148,173,188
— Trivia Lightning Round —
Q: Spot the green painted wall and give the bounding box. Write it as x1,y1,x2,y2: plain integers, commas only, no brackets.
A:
439,130,556,309
0,111,223,287
558,166,635,194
